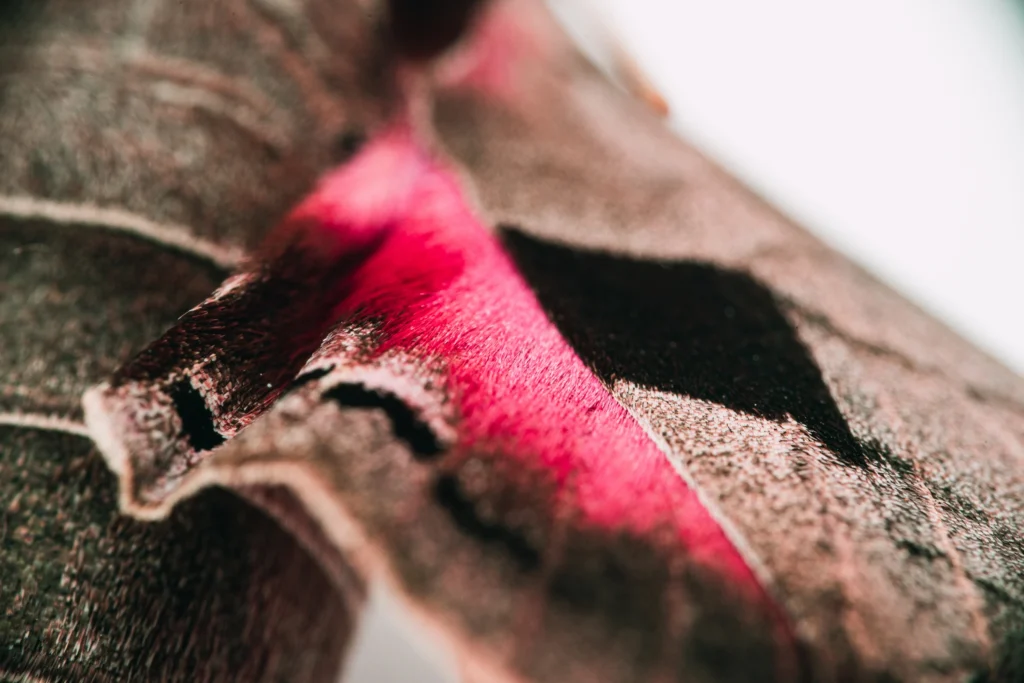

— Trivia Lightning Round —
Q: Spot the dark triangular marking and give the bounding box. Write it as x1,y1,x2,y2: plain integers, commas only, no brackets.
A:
501,227,875,468
169,380,225,452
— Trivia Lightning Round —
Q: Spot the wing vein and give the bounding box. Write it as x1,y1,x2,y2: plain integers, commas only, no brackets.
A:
0,411,91,439
0,195,241,269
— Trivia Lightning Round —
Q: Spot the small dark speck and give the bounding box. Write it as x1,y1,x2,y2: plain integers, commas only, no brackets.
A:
331,130,367,164
895,538,946,560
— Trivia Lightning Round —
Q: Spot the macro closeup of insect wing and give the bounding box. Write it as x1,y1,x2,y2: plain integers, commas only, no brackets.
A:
2,1,1023,682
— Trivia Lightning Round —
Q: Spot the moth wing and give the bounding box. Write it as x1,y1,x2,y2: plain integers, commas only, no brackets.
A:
432,2,1024,680
0,0,383,678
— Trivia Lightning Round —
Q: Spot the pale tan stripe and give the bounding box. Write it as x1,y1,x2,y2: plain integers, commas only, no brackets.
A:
0,411,91,439
131,50,281,116
148,80,290,151
0,195,243,269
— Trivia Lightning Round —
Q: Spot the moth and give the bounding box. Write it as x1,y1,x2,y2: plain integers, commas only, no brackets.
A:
2,0,1022,682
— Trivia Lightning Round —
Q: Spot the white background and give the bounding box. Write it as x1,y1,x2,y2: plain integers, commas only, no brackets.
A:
346,2,1024,681
584,0,1024,373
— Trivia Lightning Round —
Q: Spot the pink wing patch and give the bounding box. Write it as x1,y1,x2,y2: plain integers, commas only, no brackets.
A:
316,131,749,574
88,128,803,682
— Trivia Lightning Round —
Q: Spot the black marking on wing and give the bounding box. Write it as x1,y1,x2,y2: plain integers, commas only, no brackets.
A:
388,0,486,60
325,383,443,459
330,129,367,164
431,473,542,571
500,227,875,468
169,380,225,452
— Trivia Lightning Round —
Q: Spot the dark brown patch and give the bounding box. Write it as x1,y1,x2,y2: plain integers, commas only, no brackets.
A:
501,226,875,469
523,525,788,683
0,220,223,417
387,0,487,60
0,427,353,682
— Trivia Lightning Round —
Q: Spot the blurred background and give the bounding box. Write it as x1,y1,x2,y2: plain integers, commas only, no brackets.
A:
562,0,1024,373
346,2,1024,681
